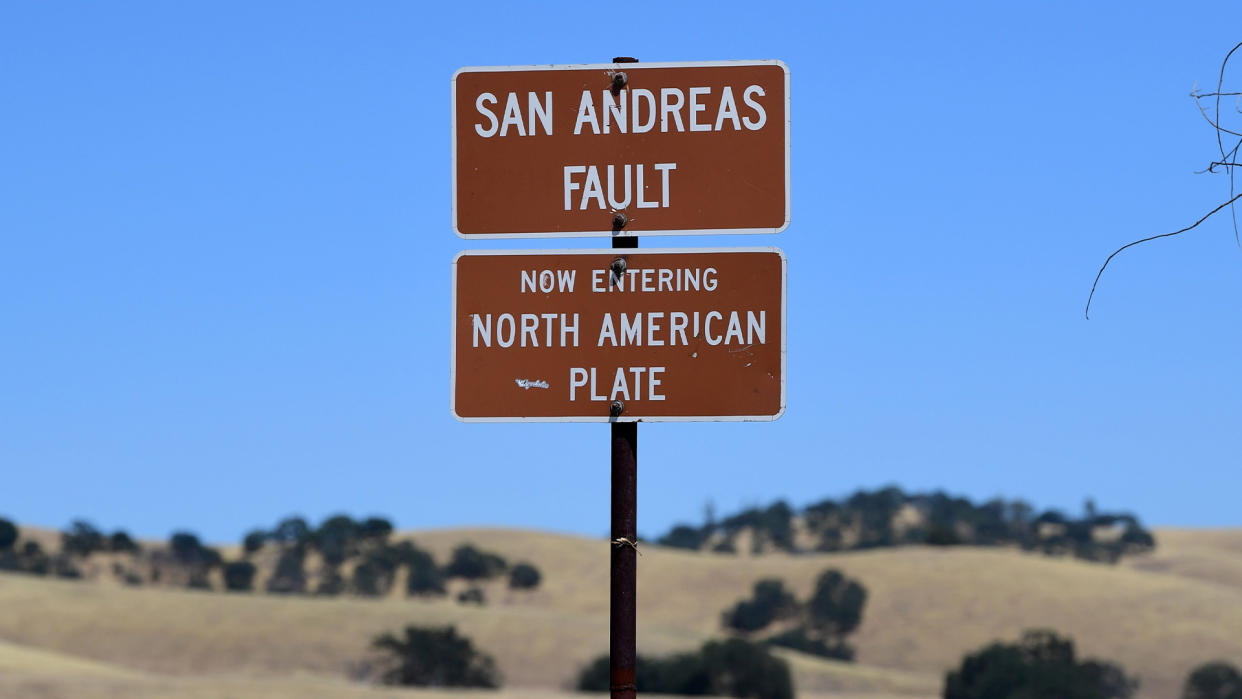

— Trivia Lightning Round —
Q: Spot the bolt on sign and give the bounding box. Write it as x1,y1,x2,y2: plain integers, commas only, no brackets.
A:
452,248,785,422
452,60,789,238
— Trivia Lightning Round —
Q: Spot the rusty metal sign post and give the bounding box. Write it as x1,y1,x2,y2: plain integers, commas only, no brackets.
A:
450,56,789,699
612,206,639,699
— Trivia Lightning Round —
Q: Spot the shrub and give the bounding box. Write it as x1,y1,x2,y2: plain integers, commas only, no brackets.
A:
720,571,865,663
944,629,1136,699
354,541,432,596
0,517,17,551
271,516,311,547
806,569,866,636
1183,661,1242,699
360,517,394,541
406,548,445,596
242,529,267,555
314,514,359,567
266,546,306,594
51,555,82,579
457,587,485,605
722,578,797,633
924,523,962,546
721,502,795,552
168,531,222,574
352,559,389,597
508,562,541,590
109,530,140,553
698,638,795,699
316,568,347,596
170,531,202,562
21,542,48,575
371,625,500,688
223,561,257,592
576,638,792,699
62,520,105,556
443,544,507,581
657,524,709,550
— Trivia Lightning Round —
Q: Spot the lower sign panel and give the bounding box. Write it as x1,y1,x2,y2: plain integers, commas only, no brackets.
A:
452,248,786,422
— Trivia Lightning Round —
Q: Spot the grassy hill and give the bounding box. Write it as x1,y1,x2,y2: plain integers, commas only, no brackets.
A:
0,527,1240,698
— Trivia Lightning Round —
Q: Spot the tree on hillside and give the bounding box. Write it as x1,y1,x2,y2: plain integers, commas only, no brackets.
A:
722,578,798,633
50,554,82,579
108,530,140,553
655,487,1155,564
944,629,1137,699
359,517,394,541
316,567,347,596
62,520,105,556
697,638,795,699
266,545,306,594
351,540,441,597
806,569,866,637
657,524,709,550
314,514,359,566
0,517,17,551
19,541,48,575
507,562,541,590
720,501,795,552
242,529,267,555
443,544,507,581
456,586,485,605
371,625,500,688
271,516,311,547
576,638,793,699
170,532,201,561
166,532,221,589
352,558,389,597
406,546,445,596
169,531,222,568
222,560,256,592
1184,661,1242,699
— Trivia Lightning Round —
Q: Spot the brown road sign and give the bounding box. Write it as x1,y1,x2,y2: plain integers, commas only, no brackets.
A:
452,248,785,422
452,60,789,238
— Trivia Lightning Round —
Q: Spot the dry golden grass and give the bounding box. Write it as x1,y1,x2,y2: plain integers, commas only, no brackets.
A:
0,526,1238,698
410,527,1242,698
1122,528,1242,589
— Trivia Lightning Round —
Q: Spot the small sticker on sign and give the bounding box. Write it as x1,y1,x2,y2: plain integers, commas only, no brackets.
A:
515,379,550,390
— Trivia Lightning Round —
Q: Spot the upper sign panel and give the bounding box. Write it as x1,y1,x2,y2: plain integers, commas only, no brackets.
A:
452,60,789,238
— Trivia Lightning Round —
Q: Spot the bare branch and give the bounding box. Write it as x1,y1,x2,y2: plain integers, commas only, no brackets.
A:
1214,42,1242,245
1190,95,1242,137
1195,159,1242,174
1089,42,1242,318
1086,191,1242,319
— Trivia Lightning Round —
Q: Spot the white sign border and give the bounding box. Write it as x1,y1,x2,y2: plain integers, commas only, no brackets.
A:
450,246,787,423
450,60,791,239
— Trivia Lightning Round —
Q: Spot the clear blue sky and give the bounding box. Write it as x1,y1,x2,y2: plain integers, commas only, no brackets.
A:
3,2,1240,543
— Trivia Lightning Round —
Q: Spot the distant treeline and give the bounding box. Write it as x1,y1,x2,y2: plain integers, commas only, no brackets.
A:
0,514,540,600
657,487,1156,563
